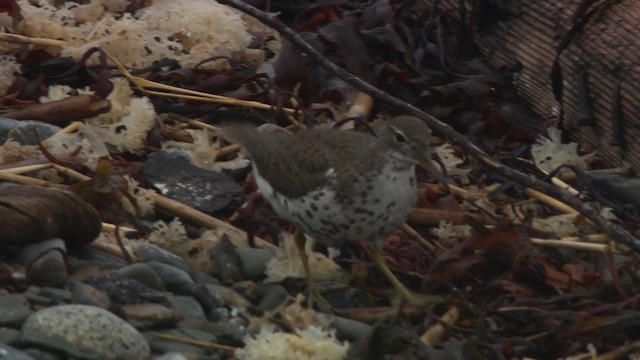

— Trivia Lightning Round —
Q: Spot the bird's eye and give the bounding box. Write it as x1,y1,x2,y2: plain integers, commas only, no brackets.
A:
394,131,407,143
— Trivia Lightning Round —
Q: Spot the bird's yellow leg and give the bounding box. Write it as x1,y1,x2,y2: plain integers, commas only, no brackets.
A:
294,229,333,311
370,244,443,306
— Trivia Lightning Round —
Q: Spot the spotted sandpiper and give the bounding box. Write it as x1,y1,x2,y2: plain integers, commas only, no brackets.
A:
221,116,447,306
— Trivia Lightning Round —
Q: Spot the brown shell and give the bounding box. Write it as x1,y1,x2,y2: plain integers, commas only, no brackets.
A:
0,185,101,247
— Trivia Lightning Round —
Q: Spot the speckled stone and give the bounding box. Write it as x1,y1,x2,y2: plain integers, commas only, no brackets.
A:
21,304,150,360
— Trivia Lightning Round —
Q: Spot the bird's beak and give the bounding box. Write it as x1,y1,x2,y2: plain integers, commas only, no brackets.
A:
417,154,450,192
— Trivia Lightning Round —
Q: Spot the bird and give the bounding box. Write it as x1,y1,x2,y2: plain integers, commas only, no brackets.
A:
221,116,448,306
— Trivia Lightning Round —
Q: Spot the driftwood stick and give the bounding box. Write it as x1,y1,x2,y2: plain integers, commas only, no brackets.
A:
218,0,640,253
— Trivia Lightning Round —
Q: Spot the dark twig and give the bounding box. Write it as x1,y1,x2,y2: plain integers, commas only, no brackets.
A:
217,0,640,253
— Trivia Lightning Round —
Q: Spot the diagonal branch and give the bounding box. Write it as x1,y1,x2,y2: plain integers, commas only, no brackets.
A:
218,0,640,253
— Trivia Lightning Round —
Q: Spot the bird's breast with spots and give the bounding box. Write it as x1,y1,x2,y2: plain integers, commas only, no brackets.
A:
254,164,417,248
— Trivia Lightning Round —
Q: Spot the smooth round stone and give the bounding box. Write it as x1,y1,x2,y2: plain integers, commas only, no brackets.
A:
0,294,32,328
136,244,190,272
192,271,221,286
256,284,288,311
193,284,251,311
120,303,177,330
0,327,21,344
70,282,112,309
117,263,166,291
165,295,207,321
0,344,36,360
234,248,275,280
0,118,60,145
22,348,61,360
146,261,195,296
21,304,150,360
39,287,72,304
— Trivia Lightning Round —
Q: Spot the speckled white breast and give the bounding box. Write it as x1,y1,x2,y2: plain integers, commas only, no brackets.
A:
254,161,417,248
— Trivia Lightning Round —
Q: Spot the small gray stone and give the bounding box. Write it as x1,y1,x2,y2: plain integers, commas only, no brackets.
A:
165,295,207,321
0,118,60,145
192,271,221,286
120,303,177,330
39,287,72,304
117,263,166,291
136,244,190,272
230,281,257,302
207,308,231,323
256,284,289,311
235,248,275,280
21,288,53,307
0,327,21,344
146,261,195,296
321,314,372,342
22,348,61,360
70,282,112,309
0,344,37,360
193,284,251,311
21,304,150,360
0,294,32,328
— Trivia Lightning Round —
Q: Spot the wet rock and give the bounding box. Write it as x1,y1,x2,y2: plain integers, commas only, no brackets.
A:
146,261,195,296
83,275,168,305
235,248,275,280
0,294,32,328
21,304,150,360
120,303,178,330
39,287,72,304
136,244,190,273
256,284,288,312
143,148,243,213
117,263,166,291
0,118,60,145
192,271,221,286
0,344,37,360
165,295,207,321
70,282,112,309
193,284,251,312
0,327,21,344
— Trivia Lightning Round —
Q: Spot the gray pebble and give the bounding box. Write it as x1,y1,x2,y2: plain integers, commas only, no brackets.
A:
0,118,60,145
193,284,251,311
146,261,195,296
70,282,112,309
21,304,150,360
319,314,372,342
256,284,289,311
137,244,190,272
234,248,275,280
39,287,72,304
120,303,177,330
0,344,36,360
0,294,32,328
165,295,207,321
207,308,231,323
117,263,166,291
192,271,221,286
22,348,61,360
0,327,21,344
